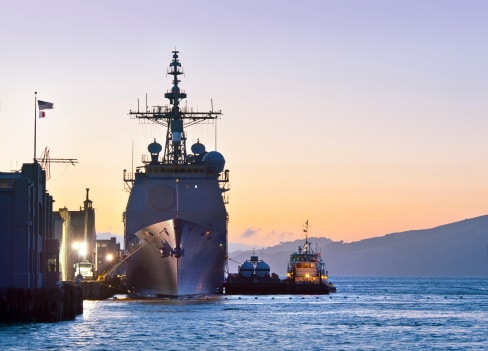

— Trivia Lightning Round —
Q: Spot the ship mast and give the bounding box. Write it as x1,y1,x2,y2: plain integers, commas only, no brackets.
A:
164,50,186,164
303,220,310,254
128,50,222,166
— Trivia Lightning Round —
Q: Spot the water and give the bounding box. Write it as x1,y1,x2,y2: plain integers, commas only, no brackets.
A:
1,277,487,350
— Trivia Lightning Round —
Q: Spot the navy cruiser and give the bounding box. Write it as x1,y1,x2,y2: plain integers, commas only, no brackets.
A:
123,51,229,297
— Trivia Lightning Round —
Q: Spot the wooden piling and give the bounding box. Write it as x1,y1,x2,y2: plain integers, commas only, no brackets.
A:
0,285,83,323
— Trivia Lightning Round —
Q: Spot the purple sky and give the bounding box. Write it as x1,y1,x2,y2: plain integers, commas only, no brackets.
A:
1,1,487,247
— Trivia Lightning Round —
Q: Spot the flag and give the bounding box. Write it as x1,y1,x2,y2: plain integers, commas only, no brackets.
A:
38,100,54,110
39,111,46,118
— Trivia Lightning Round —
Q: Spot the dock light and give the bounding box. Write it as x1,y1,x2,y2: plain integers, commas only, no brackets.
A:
72,241,87,280
72,241,87,258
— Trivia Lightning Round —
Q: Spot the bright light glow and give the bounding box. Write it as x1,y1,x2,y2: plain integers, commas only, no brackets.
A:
106,253,114,262
305,274,310,278
72,241,87,257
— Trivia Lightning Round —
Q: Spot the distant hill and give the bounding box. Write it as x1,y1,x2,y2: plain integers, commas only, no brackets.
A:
228,215,488,277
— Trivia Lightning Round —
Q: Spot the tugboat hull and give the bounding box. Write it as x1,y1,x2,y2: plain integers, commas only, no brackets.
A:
224,275,287,295
224,277,332,295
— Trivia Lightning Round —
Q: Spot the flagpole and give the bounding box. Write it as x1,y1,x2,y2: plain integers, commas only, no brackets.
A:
34,91,37,163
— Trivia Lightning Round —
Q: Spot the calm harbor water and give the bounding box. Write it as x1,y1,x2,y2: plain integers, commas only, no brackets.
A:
1,277,487,350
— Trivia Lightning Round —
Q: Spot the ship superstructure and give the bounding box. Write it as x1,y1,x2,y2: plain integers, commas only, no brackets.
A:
123,51,229,297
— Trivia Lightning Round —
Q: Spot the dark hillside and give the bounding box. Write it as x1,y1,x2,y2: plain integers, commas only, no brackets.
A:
229,215,488,276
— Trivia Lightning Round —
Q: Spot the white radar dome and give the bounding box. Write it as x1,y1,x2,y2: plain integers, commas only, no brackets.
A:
203,151,225,173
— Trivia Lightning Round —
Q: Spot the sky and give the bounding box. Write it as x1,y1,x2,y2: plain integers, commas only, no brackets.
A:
1,1,487,249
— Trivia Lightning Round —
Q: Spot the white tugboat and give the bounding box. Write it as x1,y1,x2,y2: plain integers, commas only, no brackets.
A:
224,221,336,295
286,221,336,293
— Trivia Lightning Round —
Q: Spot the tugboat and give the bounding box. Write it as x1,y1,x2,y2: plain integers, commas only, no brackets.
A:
123,51,230,297
223,221,336,295
223,251,286,294
285,221,336,293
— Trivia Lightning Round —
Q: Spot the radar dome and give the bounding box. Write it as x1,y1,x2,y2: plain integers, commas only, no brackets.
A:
148,141,162,154
239,261,254,278
203,151,225,173
191,142,206,155
148,141,162,164
255,261,270,278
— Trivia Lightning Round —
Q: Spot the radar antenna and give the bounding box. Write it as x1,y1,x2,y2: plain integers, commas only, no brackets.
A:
128,50,222,165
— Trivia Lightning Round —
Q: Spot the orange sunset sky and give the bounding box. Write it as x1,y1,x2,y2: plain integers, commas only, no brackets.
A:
1,1,487,249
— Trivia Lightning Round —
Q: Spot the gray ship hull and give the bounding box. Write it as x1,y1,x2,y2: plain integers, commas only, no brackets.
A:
127,218,226,297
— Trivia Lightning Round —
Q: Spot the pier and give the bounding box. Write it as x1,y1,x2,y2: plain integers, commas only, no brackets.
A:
79,280,120,300
0,162,84,322
0,283,83,323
